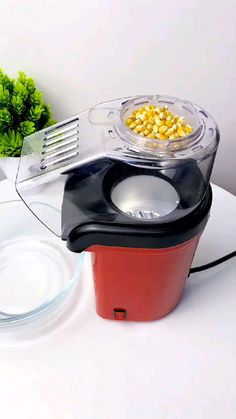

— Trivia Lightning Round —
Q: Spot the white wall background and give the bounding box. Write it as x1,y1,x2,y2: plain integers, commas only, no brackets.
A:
1,0,236,194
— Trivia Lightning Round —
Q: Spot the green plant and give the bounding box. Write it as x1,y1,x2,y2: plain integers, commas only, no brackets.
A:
0,69,56,157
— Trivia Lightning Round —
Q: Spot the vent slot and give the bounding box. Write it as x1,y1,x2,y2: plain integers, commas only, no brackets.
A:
44,129,79,148
40,118,79,171
45,118,79,136
43,134,78,154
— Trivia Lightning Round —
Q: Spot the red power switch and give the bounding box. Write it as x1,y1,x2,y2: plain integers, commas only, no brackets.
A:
114,308,126,320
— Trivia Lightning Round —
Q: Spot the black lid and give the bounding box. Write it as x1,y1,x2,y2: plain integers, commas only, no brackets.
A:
63,158,212,252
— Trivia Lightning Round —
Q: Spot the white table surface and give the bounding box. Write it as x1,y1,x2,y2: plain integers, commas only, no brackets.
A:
0,180,235,419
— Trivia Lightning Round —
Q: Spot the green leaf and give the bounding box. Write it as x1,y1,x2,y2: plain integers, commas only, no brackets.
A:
11,94,24,114
30,90,43,106
38,104,53,129
13,81,28,100
18,72,36,94
0,129,23,157
0,108,12,132
0,68,14,93
25,78,36,94
20,121,35,137
42,103,51,118
0,85,10,107
28,105,43,122
17,71,26,82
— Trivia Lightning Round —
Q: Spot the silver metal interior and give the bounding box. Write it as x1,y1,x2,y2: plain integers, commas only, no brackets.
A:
111,175,180,220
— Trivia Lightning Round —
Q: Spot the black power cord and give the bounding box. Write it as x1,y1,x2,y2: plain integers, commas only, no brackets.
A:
190,251,236,274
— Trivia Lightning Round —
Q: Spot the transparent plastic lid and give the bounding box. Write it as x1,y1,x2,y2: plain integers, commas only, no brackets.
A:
16,95,219,238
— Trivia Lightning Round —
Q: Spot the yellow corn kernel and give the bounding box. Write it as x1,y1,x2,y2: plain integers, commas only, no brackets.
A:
159,125,168,134
154,107,161,114
148,117,155,125
166,128,174,136
129,122,137,130
177,128,186,137
135,119,142,125
154,117,162,126
133,128,139,134
147,124,153,130
153,124,158,134
139,131,144,136
155,133,161,139
169,134,176,140
166,120,173,128
126,118,133,126
136,113,145,121
143,120,149,126
147,133,155,139
159,111,165,120
166,115,172,121
144,106,150,111
185,124,192,133
144,129,150,136
176,122,183,128
136,124,145,132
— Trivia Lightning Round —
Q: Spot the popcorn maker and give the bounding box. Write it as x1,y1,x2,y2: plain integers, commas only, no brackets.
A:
16,95,219,321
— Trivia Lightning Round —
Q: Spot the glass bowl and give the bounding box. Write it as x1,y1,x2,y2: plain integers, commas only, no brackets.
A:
0,199,83,325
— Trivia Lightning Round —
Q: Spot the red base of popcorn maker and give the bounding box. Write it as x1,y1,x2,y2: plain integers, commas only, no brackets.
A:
89,237,201,321
16,95,219,321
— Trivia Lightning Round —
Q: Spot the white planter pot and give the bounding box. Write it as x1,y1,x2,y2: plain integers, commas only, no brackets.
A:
0,157,20,183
